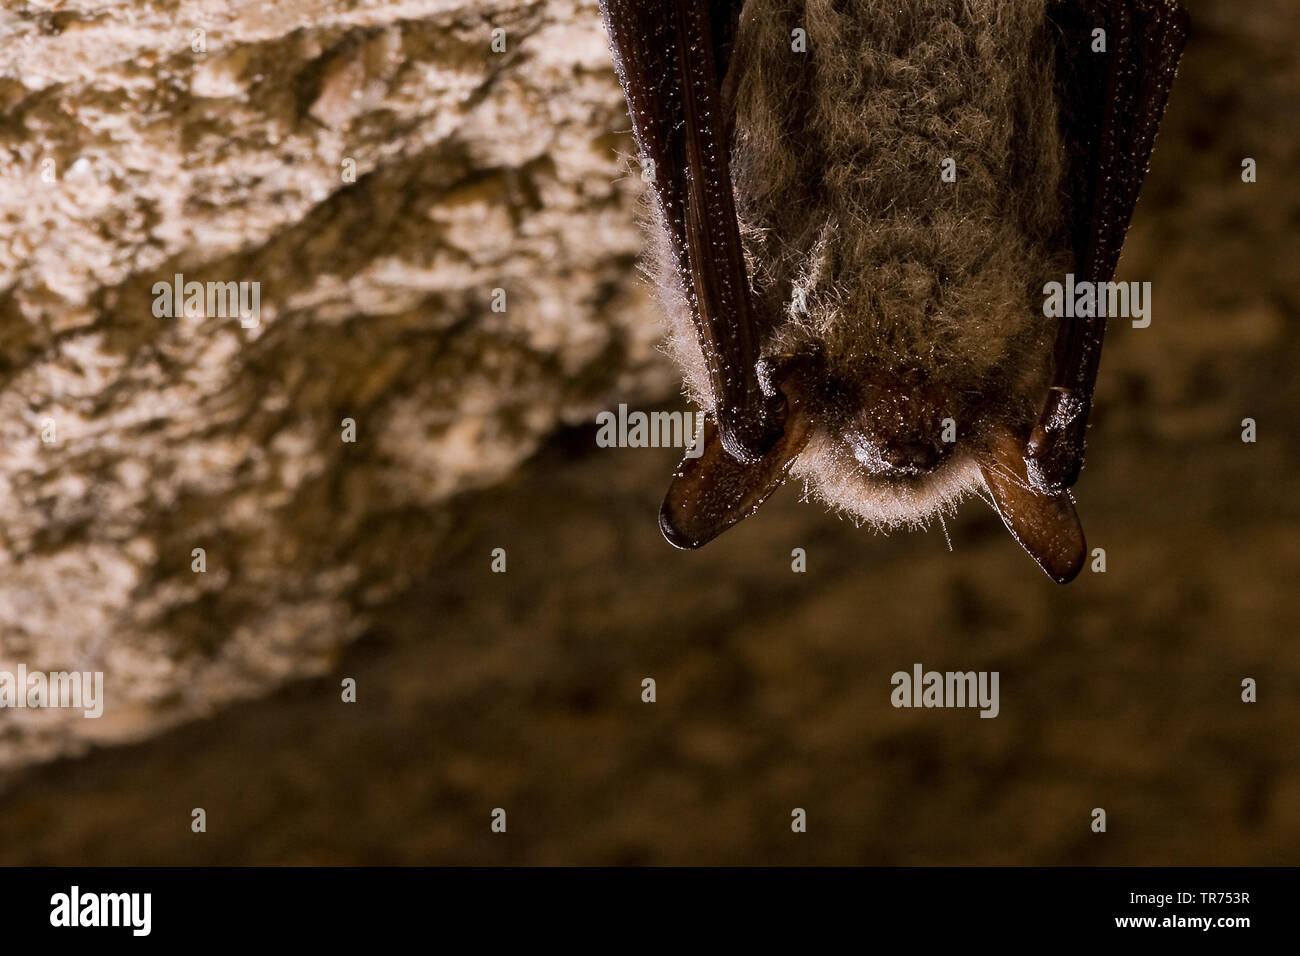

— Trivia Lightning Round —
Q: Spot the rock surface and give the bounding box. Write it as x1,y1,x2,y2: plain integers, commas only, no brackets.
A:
0,0,668,768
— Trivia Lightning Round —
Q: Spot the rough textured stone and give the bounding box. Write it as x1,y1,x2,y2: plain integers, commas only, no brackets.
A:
0,0,669,768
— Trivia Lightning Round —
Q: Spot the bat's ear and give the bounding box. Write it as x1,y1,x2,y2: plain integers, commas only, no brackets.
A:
978,429,1086,583
660,409,812,550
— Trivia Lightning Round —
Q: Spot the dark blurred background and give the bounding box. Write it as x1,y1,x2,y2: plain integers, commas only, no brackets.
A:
0,0,1295,864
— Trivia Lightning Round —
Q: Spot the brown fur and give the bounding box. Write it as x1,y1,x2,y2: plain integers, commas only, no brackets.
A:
649,0,1073,530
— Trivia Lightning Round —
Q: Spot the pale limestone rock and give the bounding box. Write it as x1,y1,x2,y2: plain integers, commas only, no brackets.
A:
0,0,671,768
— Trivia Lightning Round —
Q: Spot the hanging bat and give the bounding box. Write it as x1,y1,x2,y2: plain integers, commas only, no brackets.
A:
598,0,1187,582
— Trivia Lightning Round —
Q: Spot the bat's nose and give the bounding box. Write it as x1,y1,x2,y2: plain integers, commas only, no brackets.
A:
846,430,952,477
880,438,949,475
844,368,955,476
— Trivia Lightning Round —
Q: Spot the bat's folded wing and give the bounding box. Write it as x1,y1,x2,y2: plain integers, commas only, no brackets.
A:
1028,0,1189,491
599,0,782,464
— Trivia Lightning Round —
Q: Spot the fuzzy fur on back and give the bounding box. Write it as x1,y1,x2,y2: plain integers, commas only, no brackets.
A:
649,0,1072,530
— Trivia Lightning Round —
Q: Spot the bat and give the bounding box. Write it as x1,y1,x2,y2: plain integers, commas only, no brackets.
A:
598,0,1187,582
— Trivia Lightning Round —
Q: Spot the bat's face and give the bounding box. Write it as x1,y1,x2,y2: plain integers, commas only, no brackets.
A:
805,366,956,479
762,349,994,532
